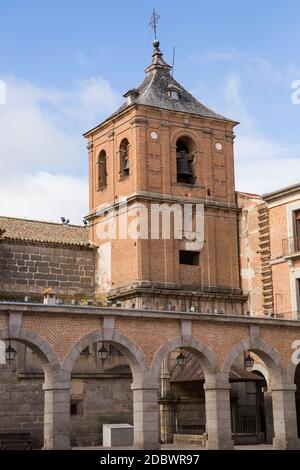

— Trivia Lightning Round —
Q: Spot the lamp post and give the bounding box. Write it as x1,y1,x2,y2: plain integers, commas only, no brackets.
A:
244,352,254,370
176,348,186,368
5,340,17,365
97,342,109,367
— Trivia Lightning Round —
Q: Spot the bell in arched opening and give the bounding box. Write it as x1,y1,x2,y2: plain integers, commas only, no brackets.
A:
123,157,130,175
176,137,195,185
177,151,195,184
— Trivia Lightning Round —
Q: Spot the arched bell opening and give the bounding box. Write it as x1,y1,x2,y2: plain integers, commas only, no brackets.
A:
176,137,195,185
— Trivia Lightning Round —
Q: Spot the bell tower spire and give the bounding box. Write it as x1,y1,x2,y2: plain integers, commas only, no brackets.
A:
145,39,172,74
146,10,172,74
149,8,160,40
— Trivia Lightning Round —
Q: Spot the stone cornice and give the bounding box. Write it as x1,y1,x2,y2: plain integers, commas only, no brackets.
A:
108,284,245,302
86,191,238,220
263,182,300,203
0,302,299,328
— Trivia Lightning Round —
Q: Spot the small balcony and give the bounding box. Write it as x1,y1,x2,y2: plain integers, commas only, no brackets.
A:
282,236,300,258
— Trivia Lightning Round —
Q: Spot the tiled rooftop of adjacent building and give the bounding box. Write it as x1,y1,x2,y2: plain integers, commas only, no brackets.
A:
0,216,91,247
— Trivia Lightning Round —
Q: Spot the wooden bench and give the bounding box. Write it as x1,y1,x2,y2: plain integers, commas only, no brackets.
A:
0,433,33,450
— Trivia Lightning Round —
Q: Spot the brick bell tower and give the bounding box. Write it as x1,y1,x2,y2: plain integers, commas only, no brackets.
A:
84,38,244,314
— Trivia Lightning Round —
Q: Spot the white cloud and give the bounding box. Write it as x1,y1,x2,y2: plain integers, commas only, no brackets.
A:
0,76,121,223
235,158,300,194
190,48,284,85
59,77,121,129
0,96,80,177
287,62,300,81
0,172,87,224
249,57,282,85
224,75,254,130
223,74,300,194
235,132,300,162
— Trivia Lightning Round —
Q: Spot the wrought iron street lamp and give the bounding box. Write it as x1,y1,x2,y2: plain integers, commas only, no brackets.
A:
5,340,17,364
97,343,109,366
244,352,254,370
176,348,186,368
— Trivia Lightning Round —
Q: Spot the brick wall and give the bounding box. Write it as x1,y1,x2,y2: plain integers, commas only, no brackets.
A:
87,104,241,311
22,314,101,361
0,241,96,300
267,195,300,318
237,193,266,316
11,305,300,370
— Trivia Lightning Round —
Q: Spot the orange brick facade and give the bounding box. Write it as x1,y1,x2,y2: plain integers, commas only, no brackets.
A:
84,65,243,314
238,184,300,320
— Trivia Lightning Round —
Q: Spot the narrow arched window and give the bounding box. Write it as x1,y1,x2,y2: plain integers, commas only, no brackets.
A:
98,150,107,190
176,137,195,185
120,138,130,177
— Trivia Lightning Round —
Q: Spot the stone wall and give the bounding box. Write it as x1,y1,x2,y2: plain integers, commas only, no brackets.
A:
70,376,133,447
0,241,96,300
0,372,133,449
0,345,133,449
0,366,44,449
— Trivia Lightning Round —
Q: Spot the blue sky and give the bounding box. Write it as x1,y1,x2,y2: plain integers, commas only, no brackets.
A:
1,0,300,223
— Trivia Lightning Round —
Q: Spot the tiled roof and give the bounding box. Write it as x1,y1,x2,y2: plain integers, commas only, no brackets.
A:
84,40,236,136
237,191,262,199
0,216,91,247
263,182,300,201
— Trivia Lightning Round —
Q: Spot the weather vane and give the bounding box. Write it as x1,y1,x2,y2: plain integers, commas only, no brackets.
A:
149,9,160,40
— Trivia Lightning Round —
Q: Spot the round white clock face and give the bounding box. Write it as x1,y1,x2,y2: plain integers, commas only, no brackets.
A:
215,142,223,151
150,131,158,140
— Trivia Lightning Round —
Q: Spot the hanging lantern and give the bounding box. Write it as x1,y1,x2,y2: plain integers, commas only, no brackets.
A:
97,343,109,365
5,340,17,364
176,348,186,368
244,353,254,370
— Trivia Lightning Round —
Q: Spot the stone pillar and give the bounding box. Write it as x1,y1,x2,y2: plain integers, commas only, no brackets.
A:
160,357,171,398
43,380,71,450
159,357,175,443
204,381,234,450
132,383,160,450
159,398,176,444
272,383,300,449
264,391,274,444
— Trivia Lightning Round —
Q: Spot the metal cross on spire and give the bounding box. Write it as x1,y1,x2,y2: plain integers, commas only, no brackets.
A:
149,9,160,40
